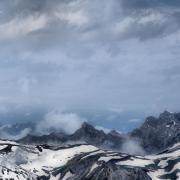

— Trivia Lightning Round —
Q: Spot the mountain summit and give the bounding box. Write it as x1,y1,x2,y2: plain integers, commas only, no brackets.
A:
131,111,180,153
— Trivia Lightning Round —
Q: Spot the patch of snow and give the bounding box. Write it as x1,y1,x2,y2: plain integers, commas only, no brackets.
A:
21,145,98,176
81,150,104,159
98,155,123,162
116,157,153,167
89,163,99,174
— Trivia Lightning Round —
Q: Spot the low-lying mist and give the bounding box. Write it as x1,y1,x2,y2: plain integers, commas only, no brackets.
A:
0,110,85,139
120,138,146,156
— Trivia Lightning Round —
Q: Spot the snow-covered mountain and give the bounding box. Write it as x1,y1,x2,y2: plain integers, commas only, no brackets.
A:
0,110,179,179
0,140,179,180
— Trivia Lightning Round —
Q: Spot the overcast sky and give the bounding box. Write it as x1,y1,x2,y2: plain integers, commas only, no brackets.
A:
0,0,180,131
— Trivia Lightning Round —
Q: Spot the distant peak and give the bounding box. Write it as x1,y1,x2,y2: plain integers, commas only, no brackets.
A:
81,122,94,129
159,110,174,118
162,110,172,114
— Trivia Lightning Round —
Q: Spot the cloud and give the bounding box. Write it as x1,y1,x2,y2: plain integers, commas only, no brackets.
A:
128,119,142,123
36,110,85,134
121,139,146,155
0,125,31,140
120,0,180,10
0,0,180,127
55,10,89,27
95,126,112,134
0,15,47,40
18,77,37,94
1,0,180,44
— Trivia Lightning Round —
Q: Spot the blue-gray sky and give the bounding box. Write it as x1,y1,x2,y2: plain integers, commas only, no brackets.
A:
0,0,180,131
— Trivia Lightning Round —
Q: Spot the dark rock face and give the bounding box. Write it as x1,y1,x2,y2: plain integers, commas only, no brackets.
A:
71,122,127,149
131,111,180,153
57,153,152,180
70,122,107,144
0,144,12,154
110,168,151,180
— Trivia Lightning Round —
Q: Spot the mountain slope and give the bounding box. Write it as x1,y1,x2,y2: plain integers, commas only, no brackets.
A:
131,111,180,153
0,140,179,180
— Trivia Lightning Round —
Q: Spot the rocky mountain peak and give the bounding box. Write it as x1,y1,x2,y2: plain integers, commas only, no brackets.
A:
71,122,106,142
131,110,180,153
143,116,157,127
142,111,176,128
158,111,180,127
159,110,174,120
81,122,95,131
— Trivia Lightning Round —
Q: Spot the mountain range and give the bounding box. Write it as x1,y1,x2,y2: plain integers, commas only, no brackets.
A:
0,110,179,179
0,139,179,179
18,110,180,154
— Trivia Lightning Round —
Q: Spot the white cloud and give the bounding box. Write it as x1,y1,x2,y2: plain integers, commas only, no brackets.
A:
36,110,85,134
95,126,111,134
95,126,122,134
113,17,134,35
121,139,145,155
0,15,47,40
55,10,88,27
128,119,142,123
0,126,31,140
139,13,165,24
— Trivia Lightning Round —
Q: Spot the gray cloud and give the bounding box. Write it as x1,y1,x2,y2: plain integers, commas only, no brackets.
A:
121,138,146,155
0,125,31,140
0,0,180,128
121,0,180,9
36,110,84,134
1,0,180,44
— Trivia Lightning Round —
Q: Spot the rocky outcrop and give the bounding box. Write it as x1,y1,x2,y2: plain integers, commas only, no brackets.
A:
131,111,180,153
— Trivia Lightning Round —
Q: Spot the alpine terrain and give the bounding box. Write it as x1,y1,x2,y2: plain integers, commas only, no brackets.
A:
0,111,179,180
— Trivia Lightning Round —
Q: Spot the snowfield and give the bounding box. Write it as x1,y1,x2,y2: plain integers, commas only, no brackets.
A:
0,139,179,179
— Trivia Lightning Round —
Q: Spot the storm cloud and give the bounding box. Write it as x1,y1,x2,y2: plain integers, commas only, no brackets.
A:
0,0,180,128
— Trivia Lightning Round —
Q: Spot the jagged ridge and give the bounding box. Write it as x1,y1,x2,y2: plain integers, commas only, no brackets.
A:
0,140,179,180
19,111,180,154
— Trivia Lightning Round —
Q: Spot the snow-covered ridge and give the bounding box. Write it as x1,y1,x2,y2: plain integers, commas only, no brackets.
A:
0,140,179,180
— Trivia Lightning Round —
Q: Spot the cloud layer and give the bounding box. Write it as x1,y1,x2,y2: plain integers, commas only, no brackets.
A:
0,0,180,125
